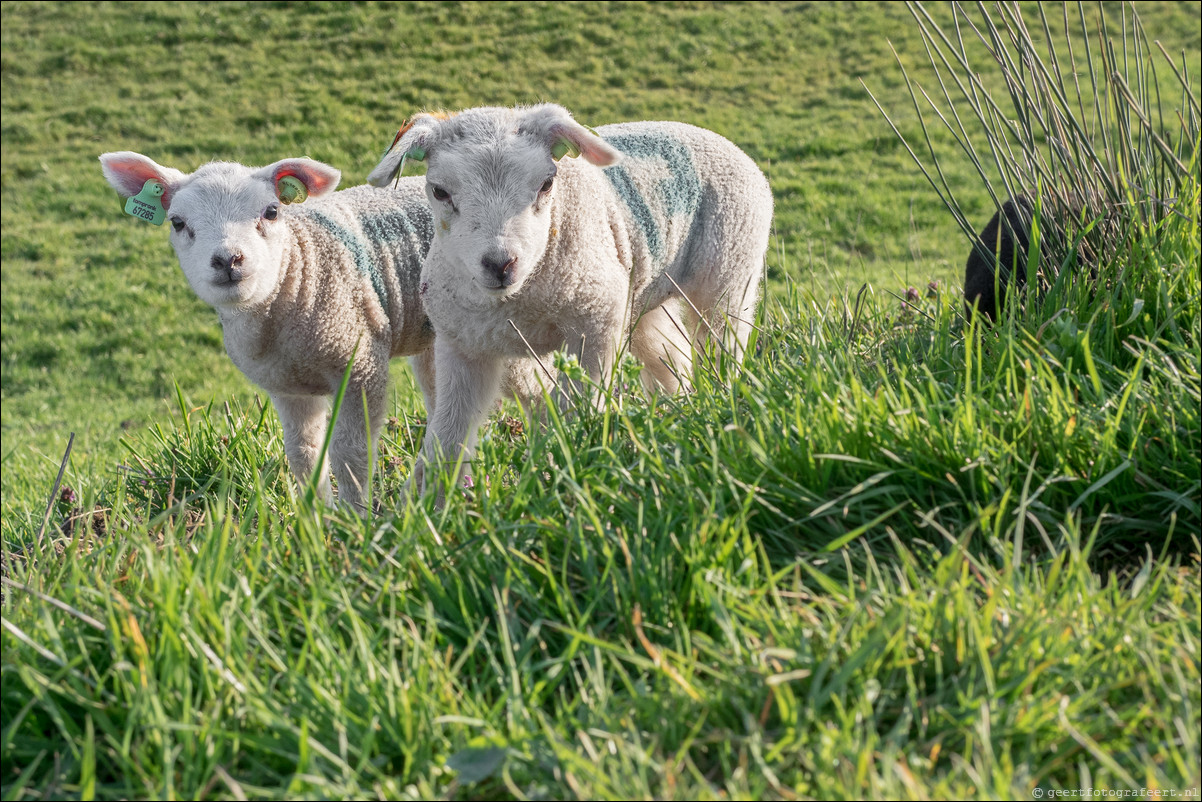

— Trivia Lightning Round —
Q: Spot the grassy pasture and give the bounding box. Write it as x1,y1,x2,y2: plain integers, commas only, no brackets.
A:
1,1,1200,799
8,0,1197,490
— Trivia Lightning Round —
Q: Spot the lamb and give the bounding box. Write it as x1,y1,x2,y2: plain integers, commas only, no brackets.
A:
99,151,449,509
367,103,774,493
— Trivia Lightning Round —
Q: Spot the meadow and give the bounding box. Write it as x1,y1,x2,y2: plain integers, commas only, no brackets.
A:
2,2,1200,799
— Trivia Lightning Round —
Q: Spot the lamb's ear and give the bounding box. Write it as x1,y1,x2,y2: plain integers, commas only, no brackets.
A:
260,158,341,204
99,151,187,208
367,112,447,187
521,104,622,167
550,122,621,166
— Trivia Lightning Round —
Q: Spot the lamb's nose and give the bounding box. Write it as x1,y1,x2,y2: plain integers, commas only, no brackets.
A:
211,251,245,284
211,251,244,272
481,253,517,286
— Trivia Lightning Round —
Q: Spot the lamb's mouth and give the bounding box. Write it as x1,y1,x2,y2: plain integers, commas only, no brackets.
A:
213,268,245,287
478,273,518,294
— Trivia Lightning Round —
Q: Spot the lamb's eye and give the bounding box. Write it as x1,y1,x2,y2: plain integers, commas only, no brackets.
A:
170,217,186,232
431,185,451,203
263,204,279,221
540,177,554,194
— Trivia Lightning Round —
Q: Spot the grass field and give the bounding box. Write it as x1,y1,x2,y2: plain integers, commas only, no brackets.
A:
11,0,1201,491
2,2,1200,799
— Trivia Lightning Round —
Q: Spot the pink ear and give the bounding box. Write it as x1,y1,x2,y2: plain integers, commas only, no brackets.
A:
519,105,622,167
552,123,622,167
266,159,341,199
99,151,184,208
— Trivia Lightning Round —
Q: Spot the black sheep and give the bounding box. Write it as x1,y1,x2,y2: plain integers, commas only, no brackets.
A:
963,194,1035,323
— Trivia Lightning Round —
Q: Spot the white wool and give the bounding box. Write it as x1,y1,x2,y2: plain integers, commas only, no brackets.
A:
369,104,774,494
100,151,540,509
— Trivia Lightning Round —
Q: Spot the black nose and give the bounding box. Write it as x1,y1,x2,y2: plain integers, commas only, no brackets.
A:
481,253,517,286
212,251,243,271
211,251,245,284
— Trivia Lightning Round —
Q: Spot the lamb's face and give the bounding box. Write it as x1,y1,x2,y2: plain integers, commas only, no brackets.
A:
368,105,622,302
423,138,558,298
100,151,341,314
165,164,291,310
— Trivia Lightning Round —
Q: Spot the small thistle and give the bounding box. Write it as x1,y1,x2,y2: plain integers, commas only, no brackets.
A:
497,415,525,440
898,286,921,319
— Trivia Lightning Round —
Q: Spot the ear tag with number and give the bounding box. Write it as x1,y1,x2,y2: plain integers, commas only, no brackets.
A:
124,179,166,225
276,175,308,204
551,138,580,161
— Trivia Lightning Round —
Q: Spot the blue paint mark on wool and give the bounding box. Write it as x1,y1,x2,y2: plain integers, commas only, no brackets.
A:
601,133,701,265
603,168,661,264
304,210,423,310
363,210,429,280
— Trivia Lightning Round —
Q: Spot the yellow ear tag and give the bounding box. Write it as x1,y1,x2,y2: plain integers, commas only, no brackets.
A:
552,138,580,161
124,179,166,225
276,175,308,204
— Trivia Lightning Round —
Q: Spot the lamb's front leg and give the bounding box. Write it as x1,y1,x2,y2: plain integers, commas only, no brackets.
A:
416,338,505,499
562,312,625,414
272,393,333,503
330,380,388,512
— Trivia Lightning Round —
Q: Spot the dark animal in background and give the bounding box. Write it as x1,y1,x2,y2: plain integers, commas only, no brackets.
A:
963,191,1120,324
963,194,1035,323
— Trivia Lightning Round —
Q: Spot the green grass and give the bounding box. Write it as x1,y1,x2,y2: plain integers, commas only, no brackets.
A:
3,198,1199,795
4,0,1197,493
2,1,1201,799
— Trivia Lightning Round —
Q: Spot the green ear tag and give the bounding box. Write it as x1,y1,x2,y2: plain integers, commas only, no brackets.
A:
124,179,166,225
391,148,426,186
551,138,580,161
277,175,308,204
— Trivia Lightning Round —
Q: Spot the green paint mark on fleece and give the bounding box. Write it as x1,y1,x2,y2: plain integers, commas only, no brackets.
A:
601,133,701,266
304,209,429,310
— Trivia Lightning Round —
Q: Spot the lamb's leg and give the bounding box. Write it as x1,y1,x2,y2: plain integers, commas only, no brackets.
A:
706,268,761,366
399,349,440,499
409,347,438,415
330,381,388,512
418,338,505,499
678,263,762,372
558,304,627,413
729,267,763,364
630,301,693,394
272,393,333,503
502,357,554,421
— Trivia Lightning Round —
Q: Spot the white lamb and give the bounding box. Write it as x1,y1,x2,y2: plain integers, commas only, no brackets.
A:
99,151,473,509
367,104,773,493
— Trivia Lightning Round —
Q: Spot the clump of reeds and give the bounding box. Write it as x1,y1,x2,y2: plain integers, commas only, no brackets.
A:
867,1,1200,320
